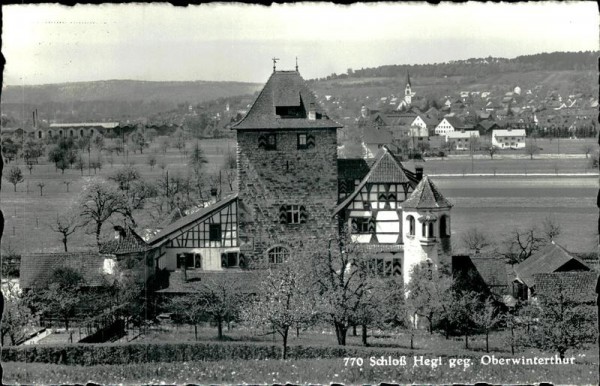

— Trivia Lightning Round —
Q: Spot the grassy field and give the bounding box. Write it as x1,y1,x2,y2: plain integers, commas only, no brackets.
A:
0,138,236,254
4,324,598,385
4,356,597,384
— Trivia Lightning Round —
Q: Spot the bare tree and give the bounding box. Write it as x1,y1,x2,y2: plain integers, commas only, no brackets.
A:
49,211,82,252
542,215,561,242
37,182,46,196
525,139,539,160
63,180,71,193
500,226,545,265
460,227,492,253
582,143,594,158
79,180,132,247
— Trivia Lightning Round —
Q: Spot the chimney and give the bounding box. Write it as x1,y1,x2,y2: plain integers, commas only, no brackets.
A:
308,103,316,120
415,165,423,181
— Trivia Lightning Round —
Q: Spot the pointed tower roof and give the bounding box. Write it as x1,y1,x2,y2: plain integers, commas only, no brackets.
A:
406,71,411,87
402,176,452,210
232,70,342,130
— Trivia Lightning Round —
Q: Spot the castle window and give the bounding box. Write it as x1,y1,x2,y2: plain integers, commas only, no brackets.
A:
221,252,239,268
351,217,370,234
286,205,300,224
177,253,201,269
209,223,222,242
268,246,289,264
440,215,450,238
368,257,402,277
266,134,277,150
407,215,415,236
422,222,434,238
297,133,308,149
38,131,42,139
80,129,84,137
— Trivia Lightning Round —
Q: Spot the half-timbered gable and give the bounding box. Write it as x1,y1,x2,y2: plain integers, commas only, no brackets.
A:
334,147,419,245
148,194,240,272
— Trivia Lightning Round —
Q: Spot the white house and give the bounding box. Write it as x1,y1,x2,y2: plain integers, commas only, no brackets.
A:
492,129,526,149
434,117,471,136
446,130,480,151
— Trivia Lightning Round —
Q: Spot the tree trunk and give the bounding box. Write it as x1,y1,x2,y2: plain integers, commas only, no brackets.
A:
13,184,16,192
410,332,414,350
559,350,565,360
352,325,357,336
217,318,223,340
485,331,489,353
65,318,70,331
282,328,289,360
464,333,468,349
194,324,198,341
95,222,102,248
510,325,515,355
361,324,368,346
296,326,300,338
63,237,68,252
334,322,347,346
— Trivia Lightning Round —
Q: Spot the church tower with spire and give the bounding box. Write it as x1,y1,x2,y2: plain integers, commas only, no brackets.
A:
404,71,412,105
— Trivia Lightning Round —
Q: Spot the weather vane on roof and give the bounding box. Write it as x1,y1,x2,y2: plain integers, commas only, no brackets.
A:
272,57,279,73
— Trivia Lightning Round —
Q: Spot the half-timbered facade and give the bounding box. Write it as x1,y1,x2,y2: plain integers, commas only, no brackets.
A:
137,68,452,289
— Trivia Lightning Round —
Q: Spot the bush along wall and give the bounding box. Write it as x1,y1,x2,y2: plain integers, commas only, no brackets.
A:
3,340,452,366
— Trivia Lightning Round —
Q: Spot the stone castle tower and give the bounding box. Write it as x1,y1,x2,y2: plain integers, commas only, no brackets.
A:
232,70,342,263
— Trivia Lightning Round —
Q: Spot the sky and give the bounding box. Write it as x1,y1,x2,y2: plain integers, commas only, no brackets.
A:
2,2,599,86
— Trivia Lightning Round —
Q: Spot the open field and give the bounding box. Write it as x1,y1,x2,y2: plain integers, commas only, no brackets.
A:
1,135,596,255
0,138,236,254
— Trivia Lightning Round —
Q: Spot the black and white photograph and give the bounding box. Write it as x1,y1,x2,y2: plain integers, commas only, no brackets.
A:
0,1,599,384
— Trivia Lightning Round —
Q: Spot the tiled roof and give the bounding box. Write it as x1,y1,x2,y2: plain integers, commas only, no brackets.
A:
447,131,480,139
232,71,342,130
470,257,511,295
49,122,120,129
155,208,185,230
363,127,393,144
515,242,590,288
534,272,598,303
478,120,498,131
155,269,261,294
337,158,371,181
99,226,149,255
148,194,238,245
20,252,113,289
334,147,416,215
493,129,526,137
402,176,453,210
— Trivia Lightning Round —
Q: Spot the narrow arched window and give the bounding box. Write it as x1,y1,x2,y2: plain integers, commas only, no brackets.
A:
407,215,415,236
268,246,289,264
80,129,84,137
440,215,450,238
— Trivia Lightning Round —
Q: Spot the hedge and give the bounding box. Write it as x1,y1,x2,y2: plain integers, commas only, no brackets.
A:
2,340,445,366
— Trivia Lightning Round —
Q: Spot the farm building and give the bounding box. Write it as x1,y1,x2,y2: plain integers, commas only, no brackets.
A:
106,69,454,292
446,130,480,151
492,128,526,149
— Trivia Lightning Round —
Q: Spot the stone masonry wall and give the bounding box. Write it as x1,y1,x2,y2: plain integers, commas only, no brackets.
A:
237,129,339,263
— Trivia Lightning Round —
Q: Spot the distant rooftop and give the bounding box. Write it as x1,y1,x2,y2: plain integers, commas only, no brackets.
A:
49,122,120,129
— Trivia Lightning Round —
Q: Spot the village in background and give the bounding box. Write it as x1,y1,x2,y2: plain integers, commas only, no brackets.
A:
0,51,599,384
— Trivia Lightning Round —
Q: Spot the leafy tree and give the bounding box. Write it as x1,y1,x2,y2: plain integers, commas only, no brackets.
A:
196,276,245,340
147,153,157,170
47,138,77,172
48,211,82,252
471,296,503,352
79,180,132,247
406,261,454,335
445,290,481,349
521,285,596,359
1,282,33,346
310,234,371,346
5,165,24,192
1,137,20,162
131,131,148,154
486,144,498,159
109,165,141,193
23,139,45,164
243,258,315,359
188,143,208,175
38,267,85,331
